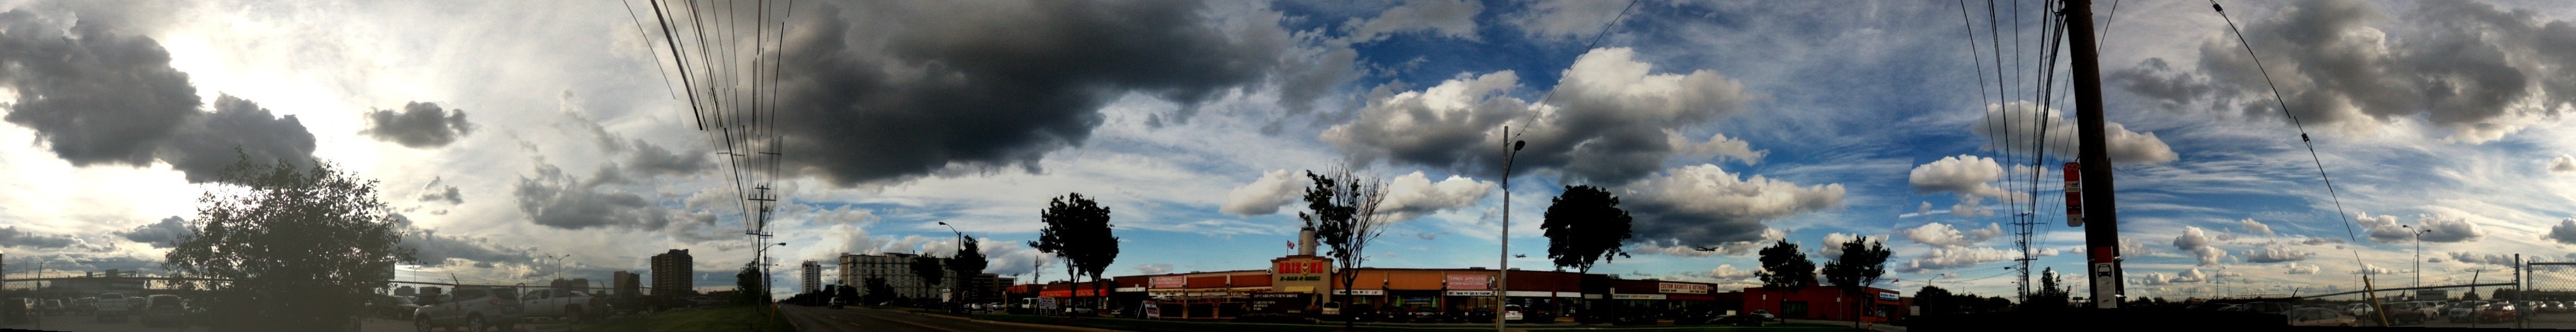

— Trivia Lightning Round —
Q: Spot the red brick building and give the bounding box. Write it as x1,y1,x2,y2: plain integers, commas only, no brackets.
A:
1742,286,1909,322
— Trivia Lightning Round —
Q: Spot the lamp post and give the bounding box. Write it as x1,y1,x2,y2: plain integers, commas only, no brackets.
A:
1497,126,1525,331
938,222,966,310
2403,225,2429,292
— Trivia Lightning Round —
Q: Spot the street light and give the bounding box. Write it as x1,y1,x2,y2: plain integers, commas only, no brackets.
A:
1496,126,1526,332
937,222,967,310
2402,225,2430,293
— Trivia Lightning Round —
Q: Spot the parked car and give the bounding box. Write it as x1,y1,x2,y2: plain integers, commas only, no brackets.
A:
520,289,603,322
70,297,95,316
371,295,422,319
2477,303,2519,324
2382,302,2429,324
2238,302,2293,314
140,295,187,327
94,293,134,322
2,298,34,324
2446,302,2481,323
1521,307,1558,324
1709,314,1767,326
2345,303,2374,317
413,286,523,332
1501,304,1525,323
1320,302,1343,317
1465,308,1495,323
2285,308,2356,327
39,299,62,316
1749,309,1775,319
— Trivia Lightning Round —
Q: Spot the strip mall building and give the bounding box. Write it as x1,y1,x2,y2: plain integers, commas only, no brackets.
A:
1005,227,1910,322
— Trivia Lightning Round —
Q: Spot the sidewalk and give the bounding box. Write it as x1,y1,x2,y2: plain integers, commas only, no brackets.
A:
1782,319,1906,332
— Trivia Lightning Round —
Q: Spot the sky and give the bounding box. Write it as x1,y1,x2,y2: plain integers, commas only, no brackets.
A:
3,0,2576,302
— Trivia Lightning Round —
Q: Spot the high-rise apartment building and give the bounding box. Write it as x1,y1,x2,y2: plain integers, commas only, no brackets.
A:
839,253,958,300
650,249,693,297
802,261,823,293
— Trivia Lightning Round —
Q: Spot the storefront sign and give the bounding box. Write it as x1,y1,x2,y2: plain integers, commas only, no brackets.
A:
1274,260,1328,274
1150,276,1186,289
1143,300,1161,319
1038,297,1058,310
1444,274,1491,290
1445,290,1496,297
1657,282,1710,294
1879,292,1900,301
1148,291,1185,297
1611,294,1667,300
1332,290,1386,296
1246,293,1313,314
1114,287,1146,293
1504,291,1553,297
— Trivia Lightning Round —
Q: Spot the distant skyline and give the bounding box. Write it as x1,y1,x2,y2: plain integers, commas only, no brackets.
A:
4,0,2576,300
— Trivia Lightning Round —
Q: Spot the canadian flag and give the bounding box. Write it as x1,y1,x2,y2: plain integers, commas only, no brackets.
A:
1286,240,1296,250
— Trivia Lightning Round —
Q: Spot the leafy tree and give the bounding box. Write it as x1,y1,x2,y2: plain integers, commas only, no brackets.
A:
164,158,415,331
861,278,896,305
1755,240,1816,321
736,262,764,305
911,256,948,305
2026,267,2070,310
1820,236,1890,328
948,237,989,307
2463,291,2482,301
1916,286,1955,316
1031,193,1119,312
1540,184,1633,319
1298,168,1387,331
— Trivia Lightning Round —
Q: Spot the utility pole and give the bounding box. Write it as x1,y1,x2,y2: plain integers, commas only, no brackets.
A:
2515,254,2524,329
2064,0,2122,309
1495,127,1523,332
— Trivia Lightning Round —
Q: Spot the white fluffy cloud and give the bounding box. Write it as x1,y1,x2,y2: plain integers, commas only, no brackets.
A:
1970,101,2177,165
2356,212,2484,243
1900,222,1999,248
2547,218,2576,245
1378,171,1495,222
1908,155,2010,198
2241,244,2314,263
1221,169,1307,216
2285,262,2321,275
1133,263,1175,275
1629,228,1786,257
1321,48,1758,184
1666,131,1765,164
1694,264,1756,279
1896,246,2051,273
1621,163,1844,246
1340,0,1483,42
2448,252,2518,267
2551,155,2576,174
2239,219,2275,236
2173,226,2229,266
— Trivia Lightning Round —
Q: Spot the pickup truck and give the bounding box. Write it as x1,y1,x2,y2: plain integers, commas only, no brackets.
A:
94,293,133,322
519,289,603,322
414,287,522,332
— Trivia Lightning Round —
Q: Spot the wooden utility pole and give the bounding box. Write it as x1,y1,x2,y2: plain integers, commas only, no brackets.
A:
2064,0,2123,309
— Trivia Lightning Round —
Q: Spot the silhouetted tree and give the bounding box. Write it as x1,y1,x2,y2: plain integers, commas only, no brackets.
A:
1299,168,1388,331
1821,236,1890,328
736,262,764,305
165,157,415,331
1916,286,1956,316
1031,193,1118,313
2026,267,2070,310
1756,240,1817,321
948,238,989,307
1542,184,1633,319
861,278,896,305
911,256,948,305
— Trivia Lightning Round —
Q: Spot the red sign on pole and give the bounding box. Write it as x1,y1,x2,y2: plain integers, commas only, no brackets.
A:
2064,162,2083,227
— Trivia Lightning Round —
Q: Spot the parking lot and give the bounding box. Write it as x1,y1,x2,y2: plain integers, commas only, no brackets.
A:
0,314,599,332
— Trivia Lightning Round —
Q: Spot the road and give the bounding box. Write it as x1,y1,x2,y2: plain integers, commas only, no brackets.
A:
780,306,1103,332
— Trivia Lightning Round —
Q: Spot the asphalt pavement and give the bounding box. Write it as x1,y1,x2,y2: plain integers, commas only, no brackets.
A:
780,305,1104,332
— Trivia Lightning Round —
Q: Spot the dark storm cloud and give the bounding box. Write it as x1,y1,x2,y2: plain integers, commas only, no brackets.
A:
770,0,1291,186
2111,0,2576,141
514,162,660,230
392,215,539,267
157,95,318,182
622,139,711,177
361,101,477,148
0,226,80,249
420,185,463,205
0,10,202,166
0,11,319,182
114,216,193,248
